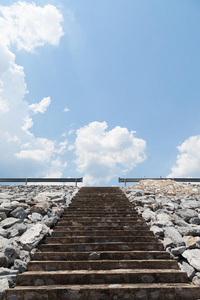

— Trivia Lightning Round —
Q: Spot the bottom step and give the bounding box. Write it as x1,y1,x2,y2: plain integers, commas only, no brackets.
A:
6,283,200,300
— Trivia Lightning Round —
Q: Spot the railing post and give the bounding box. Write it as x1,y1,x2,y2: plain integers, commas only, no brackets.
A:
75,178,77,187
25,178,27,186
124,179,126,187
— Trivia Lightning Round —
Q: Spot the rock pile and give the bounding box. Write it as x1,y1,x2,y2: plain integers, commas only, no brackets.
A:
122,179,200,286
0,184,78,298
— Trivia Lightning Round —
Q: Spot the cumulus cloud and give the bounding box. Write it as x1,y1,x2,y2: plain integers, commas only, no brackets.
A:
0,2,66,178
0,1,64,52
29,97,51,114
168,135,200,178
63,107,70,112
75,121,147,185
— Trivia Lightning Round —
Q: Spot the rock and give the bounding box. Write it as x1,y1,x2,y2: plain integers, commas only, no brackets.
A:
19,223,49,251
183,236,200,249
29,212,43,222
31,202,50,215
176,209,198,222
0,253,8,267
0,212,7,220
163,237,174,249
182,249,200,271
0,218,21,229
13,259,27,273
150,225,164,237
177,226,200,237
0,278,9,299
88,252,101,260
151,220,173,228
178,260,195,281
192,276,200,286
180,199,200,209
156,211,172,222
171,246,186,255
0,228,9,238
0,267,18,287
189,217,200,225
0,237,19,265
164,226,185,246
142,209,155,221
175,220,189,227
42,215,58,227
10,223,27,235
10,207,27,220
19,250,30,263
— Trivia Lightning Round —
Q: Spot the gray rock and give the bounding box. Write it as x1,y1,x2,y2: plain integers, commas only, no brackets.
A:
10,207,27,220
151,220,174,228
13,259,27,273
156,211,172,222
42,215,58,227
1,218,20,229
10,223,27,235
150,225,164,237
177,226,200,237
0,228,9,238
0,237,19,265
164,226,185,246
88,252,101,260
19,223,49,251
178,260,195,280
0,278,9,298
183,236,200,249
176,209,198,222
142,209,155,221
192,275,200,286
171,246,186,255
175,220,189,227
189,217,200,225
182,249,200,271
163,237,175,249
0,212,7,220
19,250,30,263
180,200,200,210
29,212,43,222
0,267,18,287
0,253,8,267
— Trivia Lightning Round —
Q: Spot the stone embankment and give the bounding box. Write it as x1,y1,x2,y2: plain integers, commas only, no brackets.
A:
123,179,200,286
0,184,78,299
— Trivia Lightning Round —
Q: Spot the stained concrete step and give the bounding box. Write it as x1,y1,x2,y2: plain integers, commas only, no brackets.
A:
45,236,158,244
33,250,171,261
40,242,164,252
51,230,154,237
60,217,144,222
53,225,149,231
56,221,145,226
16,269,188,286
62,213,139,217
27,259,179,271
6,283,200,300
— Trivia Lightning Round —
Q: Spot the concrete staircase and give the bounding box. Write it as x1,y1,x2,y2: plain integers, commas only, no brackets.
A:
6,187,200,299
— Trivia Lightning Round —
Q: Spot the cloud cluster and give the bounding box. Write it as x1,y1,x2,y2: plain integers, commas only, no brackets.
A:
0,1,64,52
75,121,147,185
168,135,200,178
0,2,66,178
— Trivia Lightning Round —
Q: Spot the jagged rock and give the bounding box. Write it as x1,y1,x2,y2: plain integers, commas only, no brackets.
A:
10,223,27,235
179,260,195,280
156,210,172,222
180,199,200,209
150,225,164,237
19,250,30,263
29,212,43,223
175,220,189,227
192,276,200,286
182,249,200,271
19,223,49,251
42,215,58,227
10,207,27,220
1,218,21,229
142,209,155,221
177,226,200,237
0,267,18,287
0,213,7,220
183,236,200,249
171,246,186,255
164,226,185,246
31,202,50,215
0,278,9,299
0,253,8,267
0,237,19,265
151,220,174,228
13,259,27,273
189,217,200,225
176,209,198,222
163,237,174,249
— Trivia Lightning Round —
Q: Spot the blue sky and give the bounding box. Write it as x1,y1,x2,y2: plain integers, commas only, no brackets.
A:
0,0,200,185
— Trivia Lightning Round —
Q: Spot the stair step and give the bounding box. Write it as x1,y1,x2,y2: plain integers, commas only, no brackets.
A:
53,225,149,231
56,221,145,226
27,259,179,271
40,242,164,252
17,269,188,286
51,230,154,237
45,236,158,244
34,250,171,261
6,283,200,300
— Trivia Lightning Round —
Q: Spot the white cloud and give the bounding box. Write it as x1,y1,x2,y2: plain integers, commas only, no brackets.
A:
168,135,200,178
0,1,64,52
75,121,147,185
29,97,51,114
0,3,67,178
63,107,70,112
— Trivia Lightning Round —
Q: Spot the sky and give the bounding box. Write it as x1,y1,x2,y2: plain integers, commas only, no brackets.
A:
0,0,200,186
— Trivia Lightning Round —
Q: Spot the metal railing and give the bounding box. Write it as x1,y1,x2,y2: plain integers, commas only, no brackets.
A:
118,177,200,186
0,178,83,187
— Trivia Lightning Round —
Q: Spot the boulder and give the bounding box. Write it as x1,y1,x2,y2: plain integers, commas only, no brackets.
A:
182,249,200,271
178,260,195,281
10,207,27,220
19,223,49,251
176,209,198,222
1,218,21,229
13,259,27,273
0,278,9,299
164,226,185,246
